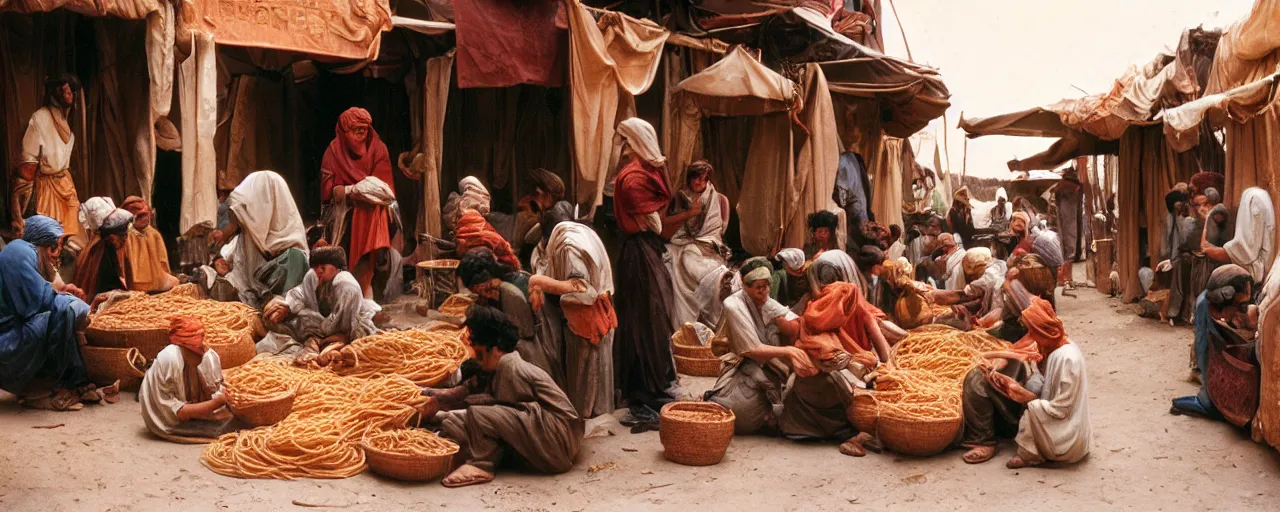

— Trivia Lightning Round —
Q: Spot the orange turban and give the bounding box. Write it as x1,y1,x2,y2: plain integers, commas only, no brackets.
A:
169,316,206,354
1019,297,1066,358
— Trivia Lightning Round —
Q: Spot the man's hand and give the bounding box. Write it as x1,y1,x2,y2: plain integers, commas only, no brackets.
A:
852,349,879,370
210,406,233,422
788,347,818,378
61,284,86,301
209,229,224,246
530,288,545,312
1155,259,1173,273
264,302,288,323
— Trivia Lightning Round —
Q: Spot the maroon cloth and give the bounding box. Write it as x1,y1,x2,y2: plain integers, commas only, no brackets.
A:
454,0,566,88
320,109,394,267
613,156,672,235
1190,172,1225,196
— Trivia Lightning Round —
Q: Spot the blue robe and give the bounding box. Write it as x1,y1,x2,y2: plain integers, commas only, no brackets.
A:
0,240,91,394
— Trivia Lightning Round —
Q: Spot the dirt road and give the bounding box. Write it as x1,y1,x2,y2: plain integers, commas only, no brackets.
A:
2,286,1278,511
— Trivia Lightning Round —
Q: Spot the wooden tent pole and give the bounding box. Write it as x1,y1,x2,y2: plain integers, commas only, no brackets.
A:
888,0,914,62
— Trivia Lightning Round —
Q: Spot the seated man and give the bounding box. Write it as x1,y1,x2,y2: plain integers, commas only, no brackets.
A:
959,297,1091,468
263,246,377,365
424,305,583,488
0,215,100,411
120,196,179,293
140,316,238,442
705,257,810,435
73,208,133,301
931,248,1008,330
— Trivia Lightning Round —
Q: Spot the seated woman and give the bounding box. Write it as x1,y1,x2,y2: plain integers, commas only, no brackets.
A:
140,317,239,442
704,258,810,435
210,171,310,308
262,246,377,365
931,248,1008,330
120,196,179,293
73,208,133,302
960,297,1091,468
0,216,99,411
666,161,731,329
1170,264,1258,420
423,306,583,488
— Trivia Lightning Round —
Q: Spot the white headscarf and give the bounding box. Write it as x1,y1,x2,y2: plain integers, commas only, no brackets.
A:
776,248,806,273
458,177,491,215
615,118,665,167
79,196,116,233
544,221,613,295
1225,187,1275,283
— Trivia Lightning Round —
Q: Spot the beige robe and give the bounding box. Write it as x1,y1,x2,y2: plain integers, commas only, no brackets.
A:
438,352,584,473
1016,342,1091,463
126,226,175,292
666,185,729,330
706,290,795,434
139,345,229,442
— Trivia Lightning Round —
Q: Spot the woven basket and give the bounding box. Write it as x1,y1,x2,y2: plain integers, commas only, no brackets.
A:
208,330,256,369
710,336,729,357
672,324,715,359
84,325,171,360
81,346,146,392
1205,325,1260,428
674,354,721,377
876,410,962,457
659,401,735,466
416,259,460,309
361,441,458,481
229,390,296,427
847,388,879,434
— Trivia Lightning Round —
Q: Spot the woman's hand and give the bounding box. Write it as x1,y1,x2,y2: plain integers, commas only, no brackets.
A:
530,287,545,312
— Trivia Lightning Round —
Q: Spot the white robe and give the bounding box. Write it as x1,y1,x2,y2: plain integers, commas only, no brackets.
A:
224,171,309,304
943,248,967,291
1224,188,1275,283
280,270,378,341
666,185,729,329
21,106,74,172
139,345,225,442
1016,342,1091,463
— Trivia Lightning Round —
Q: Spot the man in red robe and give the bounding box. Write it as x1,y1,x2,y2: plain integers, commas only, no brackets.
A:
321,107,395,300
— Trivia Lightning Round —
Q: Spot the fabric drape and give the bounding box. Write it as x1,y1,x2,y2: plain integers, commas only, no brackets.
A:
782,64,842,251
453,0,565,89
179,32,217,236
419,53,453,240
566,1,668,205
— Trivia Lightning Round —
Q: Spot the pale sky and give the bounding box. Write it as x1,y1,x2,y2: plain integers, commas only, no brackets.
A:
878,0,1256,178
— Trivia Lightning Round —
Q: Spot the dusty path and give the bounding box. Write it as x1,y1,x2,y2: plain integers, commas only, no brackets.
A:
2,286,1278,511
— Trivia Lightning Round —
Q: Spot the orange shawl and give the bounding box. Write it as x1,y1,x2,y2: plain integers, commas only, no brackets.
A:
563,293,618,345
455,210,522,271
797,282,882,363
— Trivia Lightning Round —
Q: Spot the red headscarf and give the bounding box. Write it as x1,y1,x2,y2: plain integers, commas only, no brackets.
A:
321,107,394,267
613,155,671,235
797,282,884,360
169,316,206,354
121,196,151,229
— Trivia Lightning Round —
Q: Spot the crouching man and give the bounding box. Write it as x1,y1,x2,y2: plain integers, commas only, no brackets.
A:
421,305,583,488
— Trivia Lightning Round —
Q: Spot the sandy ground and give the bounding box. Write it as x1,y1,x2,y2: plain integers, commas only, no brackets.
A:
3,277,1280,511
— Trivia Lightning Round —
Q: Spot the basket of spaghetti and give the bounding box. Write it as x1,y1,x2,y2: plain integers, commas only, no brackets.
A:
847,388,880,434
206,326,256,369
224,383,296,427
659,401,735,466
361,428,460,481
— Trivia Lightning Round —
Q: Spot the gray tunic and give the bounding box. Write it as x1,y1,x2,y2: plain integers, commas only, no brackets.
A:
438,353,584,473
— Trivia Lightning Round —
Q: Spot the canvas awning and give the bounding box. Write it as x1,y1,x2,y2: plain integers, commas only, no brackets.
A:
0,0,159,18
179,0,394,61
674,46,797,116
1158,71,1280,151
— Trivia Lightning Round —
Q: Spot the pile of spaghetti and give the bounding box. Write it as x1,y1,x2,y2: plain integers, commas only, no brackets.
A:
867,325,1009,422
202,359,429,480
91,293,257,345
437,294,474,318
363,428,458,456
336,327,470,386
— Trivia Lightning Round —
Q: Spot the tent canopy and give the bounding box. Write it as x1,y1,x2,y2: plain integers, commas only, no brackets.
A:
0,0,158,18
674,46,796,116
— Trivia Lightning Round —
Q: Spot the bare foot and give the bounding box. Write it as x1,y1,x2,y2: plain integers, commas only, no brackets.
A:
839,432,877,457
441,464,494,488
1006,455,1040,469
962,445,997,464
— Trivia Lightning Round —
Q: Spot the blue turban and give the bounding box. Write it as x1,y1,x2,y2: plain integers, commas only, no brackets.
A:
22,215,64,247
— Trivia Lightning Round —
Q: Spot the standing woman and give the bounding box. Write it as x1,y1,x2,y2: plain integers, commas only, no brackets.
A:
611,118,690,411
